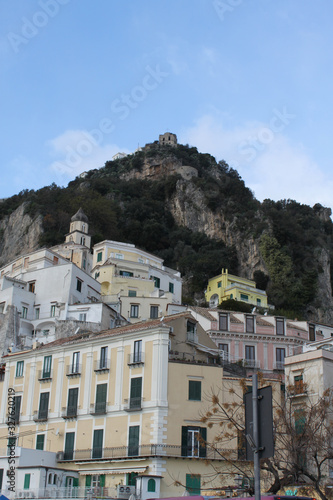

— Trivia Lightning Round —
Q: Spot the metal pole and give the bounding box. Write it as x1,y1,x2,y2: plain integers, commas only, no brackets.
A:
253,373,261,500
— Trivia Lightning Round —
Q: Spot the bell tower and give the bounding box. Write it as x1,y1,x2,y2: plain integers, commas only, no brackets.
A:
65,208,91,249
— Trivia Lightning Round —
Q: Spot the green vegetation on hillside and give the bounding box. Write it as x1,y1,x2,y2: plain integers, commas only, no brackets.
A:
1,143,332,317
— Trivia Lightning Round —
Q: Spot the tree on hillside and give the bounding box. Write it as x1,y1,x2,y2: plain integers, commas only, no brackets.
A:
200,377,333,500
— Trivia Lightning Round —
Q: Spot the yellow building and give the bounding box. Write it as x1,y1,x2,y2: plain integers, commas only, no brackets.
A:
0,312,250,498
205,269,268,308
92,240,182,322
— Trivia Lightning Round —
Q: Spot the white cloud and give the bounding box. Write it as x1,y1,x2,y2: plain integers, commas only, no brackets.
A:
180,115,333,210
47,130,130,185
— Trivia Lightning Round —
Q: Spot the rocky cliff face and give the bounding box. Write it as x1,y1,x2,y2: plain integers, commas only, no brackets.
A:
0,203,43,266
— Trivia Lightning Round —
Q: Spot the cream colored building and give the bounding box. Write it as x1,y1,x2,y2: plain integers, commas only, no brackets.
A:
92,240,182,322
0,312,261,498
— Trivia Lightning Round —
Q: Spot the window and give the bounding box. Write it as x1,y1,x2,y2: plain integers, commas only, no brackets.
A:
43,356,52,378
35,308,40,319
100,347,108,369
128,290,136,297
79,313,87,321
294,374,305,394
186,474,201,495
169,282,174,293
189,381,201,401
295,408,306,435
133,340,142,363
309,324,315,342
276,348,285,369
276,318,285,335
257,298,261,306
95,384,107,414
28,282,35,293
245,315,254,333
130,304,139,318
219,313,228,331
24,473,31,490
120,270,133,277
147,479,156,492
92,429,103,459
64,432,75,460
95,272,100,279
181,426,206,458
36,434,45,450
127,472,138,486
67,388,78,417
53,256,58,265
50,304,56,317
76,279,82,292
16,361,24,378
217,281,222,288
72,352,80,374
218,343,229,359
150,305,159,319
115,253,124,259
38,392,49,420
13,396,21,424
128,426,140,456
80,237,85,245
130,377,142,409
22,306,28,319
245,345,255,366
97,252,103,262
153,276,160,288
187,321,197,343
240,293,248,302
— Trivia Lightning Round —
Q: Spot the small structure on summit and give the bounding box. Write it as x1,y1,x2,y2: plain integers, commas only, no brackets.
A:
158,132,177,147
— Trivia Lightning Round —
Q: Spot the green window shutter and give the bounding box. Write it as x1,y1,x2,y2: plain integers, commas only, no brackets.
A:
36,434,45,450
43,356,52,377
99,475,105,487
186,474,200,495
73,478,79,487
199,428,207,458
39,392,49,418
92,429,103,458
24,474,31,489
67,388,78,415
96,384,107,404
189,381,201,401
85,475,91,487
128,426,140,456
181,426,188,457
130,378,142,398
64,432,75,460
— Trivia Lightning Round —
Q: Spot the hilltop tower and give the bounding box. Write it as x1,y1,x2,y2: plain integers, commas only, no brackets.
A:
159,132,177,147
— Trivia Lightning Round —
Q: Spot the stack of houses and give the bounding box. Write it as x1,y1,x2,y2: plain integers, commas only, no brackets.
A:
0,207,333,498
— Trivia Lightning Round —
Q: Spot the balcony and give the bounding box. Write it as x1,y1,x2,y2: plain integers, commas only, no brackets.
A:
274,361,285,371
127,352,144,366
38,369,52,381
243,359,260,369
186,332,199,344
33,410,48,422
61,406,78,419
66,364,81,377
90,402,108,415
94,359,110,372
56,443,237,462
288,382,307,396
124,397,142,411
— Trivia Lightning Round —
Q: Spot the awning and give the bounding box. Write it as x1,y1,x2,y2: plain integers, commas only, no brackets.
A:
79,467,148,475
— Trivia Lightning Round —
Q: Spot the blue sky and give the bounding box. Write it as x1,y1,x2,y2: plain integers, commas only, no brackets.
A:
1,0,333,210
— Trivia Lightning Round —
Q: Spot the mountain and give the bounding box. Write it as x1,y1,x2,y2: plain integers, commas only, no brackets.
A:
1,138,332,322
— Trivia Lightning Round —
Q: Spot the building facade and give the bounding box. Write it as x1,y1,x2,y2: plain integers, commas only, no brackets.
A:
205,269,268,308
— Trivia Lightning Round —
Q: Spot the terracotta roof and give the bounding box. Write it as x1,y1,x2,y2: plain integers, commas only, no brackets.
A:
188,306,216,321
32,311,194,351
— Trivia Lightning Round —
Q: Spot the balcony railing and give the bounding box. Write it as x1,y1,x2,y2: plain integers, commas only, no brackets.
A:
13,487,117,499
128,352,144,365
186,332,198,344
66,364,81,377
243,359,261,369
56,444,237,462
288,382,307,396
90,402,108,415
38,369,52,381
94,359,110,372
33,410,48,422
61,406,78,419
274,361,285,371
124,397,142,411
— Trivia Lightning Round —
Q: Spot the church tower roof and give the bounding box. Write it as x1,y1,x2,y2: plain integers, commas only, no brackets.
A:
71,207,88,223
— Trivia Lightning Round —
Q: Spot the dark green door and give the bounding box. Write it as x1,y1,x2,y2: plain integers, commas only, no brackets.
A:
92,429,103,459
38,392,49,419
95,384,107,413
67,388,78,416
64,432,75,460
130,377,142,409
186,474,201,495
128,426,140,456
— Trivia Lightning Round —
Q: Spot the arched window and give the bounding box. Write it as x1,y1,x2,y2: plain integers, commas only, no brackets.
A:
147,479,156,492
53,474,57,485
48,473,53,484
